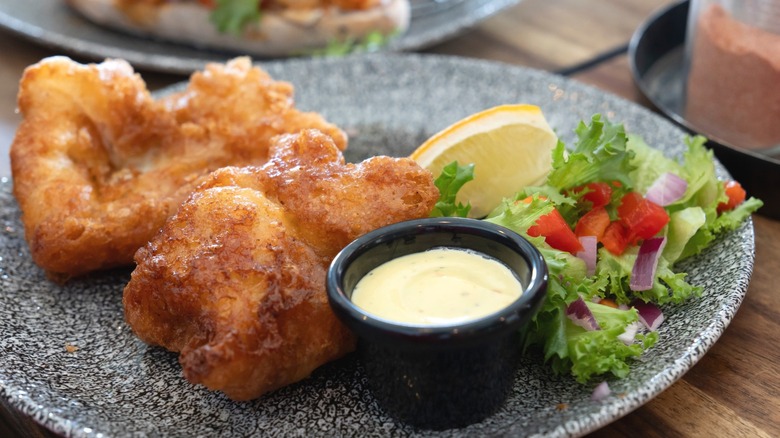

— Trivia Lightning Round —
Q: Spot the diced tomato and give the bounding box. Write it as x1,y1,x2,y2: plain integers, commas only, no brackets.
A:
617,192,643,219
601,221,630,255
573,182,613,208
717,180,747,213
575,206,611,240
526,207,584,254
617,192,669,242
520,196,583,254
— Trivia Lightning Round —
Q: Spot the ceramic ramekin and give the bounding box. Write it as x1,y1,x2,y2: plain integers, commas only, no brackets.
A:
326,217,548,430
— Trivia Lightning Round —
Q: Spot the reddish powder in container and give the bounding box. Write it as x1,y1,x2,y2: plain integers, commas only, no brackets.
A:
685,4,780,150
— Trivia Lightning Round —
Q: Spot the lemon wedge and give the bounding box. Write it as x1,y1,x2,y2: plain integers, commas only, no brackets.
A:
410,104,558,217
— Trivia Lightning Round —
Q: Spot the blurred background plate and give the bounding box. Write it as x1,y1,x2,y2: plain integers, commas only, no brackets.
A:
629,0,780,219
0,0,519,75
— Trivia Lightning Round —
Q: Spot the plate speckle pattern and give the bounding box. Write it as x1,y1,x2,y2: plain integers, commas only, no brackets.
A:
0,54,755,437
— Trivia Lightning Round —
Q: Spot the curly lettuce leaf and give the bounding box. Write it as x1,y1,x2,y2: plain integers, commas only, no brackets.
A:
676,196,763,261
521,280,657,383
663,206,707,263
567,302,657,382
627,134,718,210
628,134,762,262
680,136,724,209
430,161,475,218
627,133,683,194
671,135,763,261
517,185,577,208
484,194,554,238
595,247,702,305
675,137,764,257
520,275,575,364
517,249,590,368
546,115,636,191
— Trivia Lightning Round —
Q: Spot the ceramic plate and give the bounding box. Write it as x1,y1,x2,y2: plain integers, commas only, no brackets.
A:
0,54,755,437
0,0,519,74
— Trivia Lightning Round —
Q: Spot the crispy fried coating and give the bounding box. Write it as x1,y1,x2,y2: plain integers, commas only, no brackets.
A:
123,129,438,400
10,56,346,279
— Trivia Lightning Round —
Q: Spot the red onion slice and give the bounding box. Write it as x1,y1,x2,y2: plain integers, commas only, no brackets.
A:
632,300,665,331
645,172,687,206
576,236,598,276
630,237,667,291
566,297,601,331
591,381,611,401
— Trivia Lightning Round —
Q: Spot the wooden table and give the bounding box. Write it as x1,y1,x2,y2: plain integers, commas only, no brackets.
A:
1,0,778,436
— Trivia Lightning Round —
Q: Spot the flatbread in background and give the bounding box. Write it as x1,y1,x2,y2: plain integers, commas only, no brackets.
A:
64,0,410,56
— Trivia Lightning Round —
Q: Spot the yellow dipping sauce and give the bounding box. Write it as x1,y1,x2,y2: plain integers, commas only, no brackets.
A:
351,247,523,326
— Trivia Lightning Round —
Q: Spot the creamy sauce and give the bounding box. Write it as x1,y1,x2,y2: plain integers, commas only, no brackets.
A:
351,248,523,325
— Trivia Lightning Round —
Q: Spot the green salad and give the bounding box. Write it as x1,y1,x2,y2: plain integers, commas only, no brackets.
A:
432,114,762,383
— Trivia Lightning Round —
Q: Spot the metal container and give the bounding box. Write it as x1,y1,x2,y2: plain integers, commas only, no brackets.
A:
684,0,780,153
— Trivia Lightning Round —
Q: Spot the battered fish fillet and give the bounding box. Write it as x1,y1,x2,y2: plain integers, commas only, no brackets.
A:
123,129,438,401
10,56,346,279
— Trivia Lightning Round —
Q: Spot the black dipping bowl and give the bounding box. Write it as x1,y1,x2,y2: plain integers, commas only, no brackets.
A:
326,217,548,430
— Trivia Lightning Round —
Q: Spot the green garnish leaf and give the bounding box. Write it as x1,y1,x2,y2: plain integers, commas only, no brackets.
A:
546,115,636,191
210,0,261,35
307,30,398,57
430,161,475,218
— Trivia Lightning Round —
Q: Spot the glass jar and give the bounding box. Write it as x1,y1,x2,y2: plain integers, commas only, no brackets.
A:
684,0,780,153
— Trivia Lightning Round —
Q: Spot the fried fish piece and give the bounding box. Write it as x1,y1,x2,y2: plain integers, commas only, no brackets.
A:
123,129,437,400
10,56,346,279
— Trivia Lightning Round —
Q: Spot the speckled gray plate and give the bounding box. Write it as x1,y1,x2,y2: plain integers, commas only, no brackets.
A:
0,0,519,74
0,54,755,437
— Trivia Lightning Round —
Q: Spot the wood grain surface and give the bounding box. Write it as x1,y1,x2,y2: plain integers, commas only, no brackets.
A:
1,0,778,436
